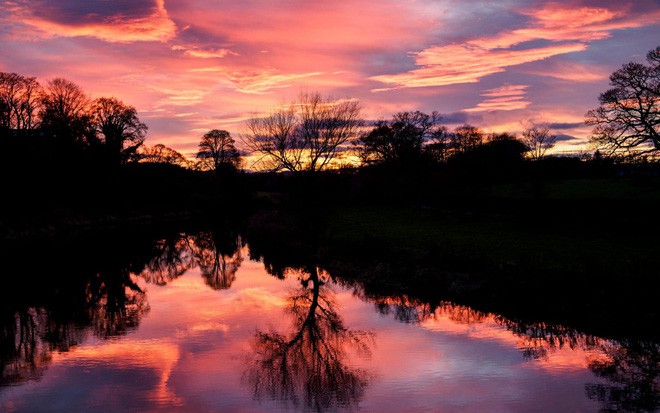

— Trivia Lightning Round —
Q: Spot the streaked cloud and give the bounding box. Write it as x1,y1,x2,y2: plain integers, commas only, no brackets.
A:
371,2,660,90
464,85,531,112
171,45,237,59
371,43,587,91
227,70,327,94
522,60,609,82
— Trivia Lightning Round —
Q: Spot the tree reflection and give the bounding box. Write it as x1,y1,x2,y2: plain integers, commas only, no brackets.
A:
1,308,85,386
1,227,246,387
586,340,659,413
138,234,196,285
1,267,149,385
85,269,149,338
193,231,243,290
349,283,660,413
244,266,373,412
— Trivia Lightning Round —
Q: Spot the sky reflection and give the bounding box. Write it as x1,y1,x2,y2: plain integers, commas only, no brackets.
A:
0,241,647,412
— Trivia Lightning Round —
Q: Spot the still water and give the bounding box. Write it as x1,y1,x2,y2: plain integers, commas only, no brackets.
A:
0,231,657,412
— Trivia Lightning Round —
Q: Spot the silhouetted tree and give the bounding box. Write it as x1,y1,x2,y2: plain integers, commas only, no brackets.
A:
242,92,362,173
39,78,92,145
90,97,147,165
139,143,189,167
586,46,660,157
521,124,557,160
448,131,527,178
451,124,484,154
196,129,241,173
488,132,518,142
0,72,42,133
356,111,447,165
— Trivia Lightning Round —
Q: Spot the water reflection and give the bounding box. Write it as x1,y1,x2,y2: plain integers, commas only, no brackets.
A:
352,288,659,412
586,339,660,412
1,227,658,412
0,227,244,388
244,266,373,412
194,230,244,290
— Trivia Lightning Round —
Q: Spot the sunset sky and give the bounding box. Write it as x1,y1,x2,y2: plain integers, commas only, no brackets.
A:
1,0,659,159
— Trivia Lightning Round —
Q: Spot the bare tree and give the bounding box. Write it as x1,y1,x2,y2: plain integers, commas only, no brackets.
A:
0,72,42,132
242,92,362,173
196,129,241,172
91,97,147,164
39,78,92,145
521,124,557,160
586,45,660,157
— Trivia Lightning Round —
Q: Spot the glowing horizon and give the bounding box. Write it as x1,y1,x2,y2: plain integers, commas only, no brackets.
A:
1,0,658,159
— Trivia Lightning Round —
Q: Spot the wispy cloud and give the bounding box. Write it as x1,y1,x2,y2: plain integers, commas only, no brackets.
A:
171,45,237,59
522,60,609,82
371,43,587,91
464,85,531,112
227,70,326,94
371,3,660,91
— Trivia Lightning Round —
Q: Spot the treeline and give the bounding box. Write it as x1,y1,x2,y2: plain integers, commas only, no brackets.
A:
2,63,658,234
1,73,146,167
0,72,248,233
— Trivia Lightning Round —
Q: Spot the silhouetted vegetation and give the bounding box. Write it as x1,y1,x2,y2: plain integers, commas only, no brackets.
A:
196,129,242,174
586,45,660,157
241,91,362,173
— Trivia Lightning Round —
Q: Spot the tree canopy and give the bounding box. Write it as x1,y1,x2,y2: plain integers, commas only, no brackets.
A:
356,111,446,166
586,45,660,157
39,78,92,145
196,129,241,173
91,97,147,165
0,72,41,132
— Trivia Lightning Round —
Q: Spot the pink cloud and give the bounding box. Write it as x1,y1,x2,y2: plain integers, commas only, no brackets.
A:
372,2,660,90
371,43,588,91
465,85,531,113
522,60,609,82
